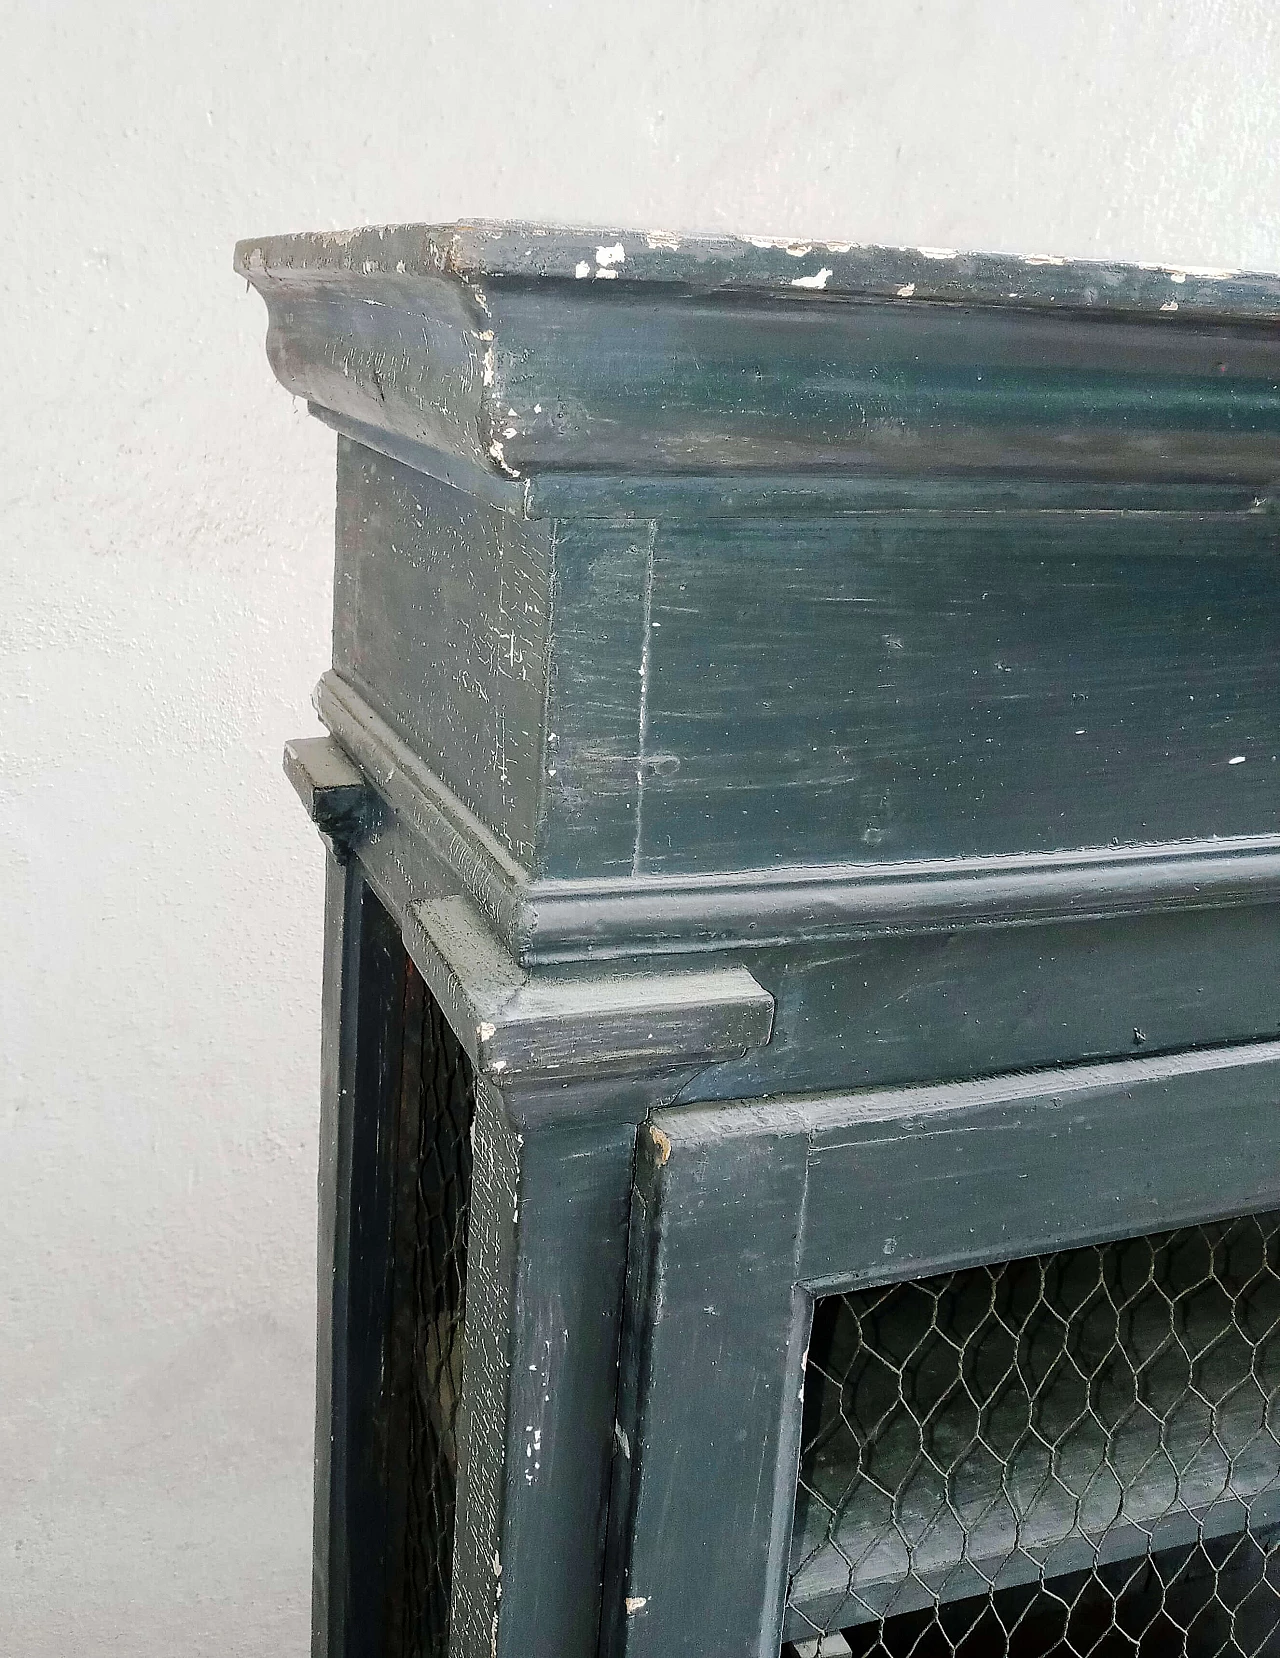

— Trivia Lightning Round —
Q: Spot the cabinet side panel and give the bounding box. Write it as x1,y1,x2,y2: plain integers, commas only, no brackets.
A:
333,438,552,868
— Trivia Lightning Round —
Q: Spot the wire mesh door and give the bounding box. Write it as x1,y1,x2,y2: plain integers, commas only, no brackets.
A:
786,1212,1280,1657
384,956,476,1658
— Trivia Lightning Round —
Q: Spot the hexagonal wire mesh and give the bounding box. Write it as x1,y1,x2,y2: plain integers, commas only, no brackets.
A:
386,960,475,1658
786,1211,1280,1657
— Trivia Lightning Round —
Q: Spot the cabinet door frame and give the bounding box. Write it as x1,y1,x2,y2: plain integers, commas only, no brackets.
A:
602,1039,1280,1658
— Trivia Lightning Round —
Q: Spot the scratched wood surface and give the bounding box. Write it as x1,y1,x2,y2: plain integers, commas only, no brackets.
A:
586,509,1280,878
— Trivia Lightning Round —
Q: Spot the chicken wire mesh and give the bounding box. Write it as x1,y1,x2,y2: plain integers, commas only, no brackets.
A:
386,961,475,1658
787,1211,1280,1657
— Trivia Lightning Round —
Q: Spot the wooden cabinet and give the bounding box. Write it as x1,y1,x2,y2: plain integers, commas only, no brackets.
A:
240,222,1280,1658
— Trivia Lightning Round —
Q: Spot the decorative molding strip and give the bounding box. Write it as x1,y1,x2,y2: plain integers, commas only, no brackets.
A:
237,223,1280,505
526,838,1280,959
315,670,531,948
309,672,1280,964
310,404,527,517
405,894,774,1084
344,815,775,1087
313,402,1271,521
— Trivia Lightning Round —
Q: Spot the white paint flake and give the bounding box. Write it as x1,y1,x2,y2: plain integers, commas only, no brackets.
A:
594,267,619,279
595,242,625,268
1169,264,1239,280
791,267,833,290
896,282,916,298
625,1597,648,1615
478,1022,497,1042
1023,253,1067,266
1161,300,1179,312
574,260,591,278
488,439,520,478
646,229,682,249
918,246,958,260
1230,755,1247,765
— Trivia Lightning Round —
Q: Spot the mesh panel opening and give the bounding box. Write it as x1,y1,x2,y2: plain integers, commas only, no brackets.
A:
385,958,475,1658
787,1213,1280,1657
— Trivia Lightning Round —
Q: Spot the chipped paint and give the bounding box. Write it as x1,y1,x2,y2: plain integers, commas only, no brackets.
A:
1169,264,1240,280
574,260,591,279
478,1021,497,1042
625,1596,648,1615
488,438,520,478
595,242,625,268
646,229,681,250
896,282,916,298
1161,300,1179,312
650,1123,672,1165
791,268,833,291
918,246,959,260
1023,253,1067,266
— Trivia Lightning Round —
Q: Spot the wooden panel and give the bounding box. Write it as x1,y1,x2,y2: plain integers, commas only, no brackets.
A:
450,1079,522,1658
604,1113,811,1658
489,1112,638,1658
683,901,1280,1100
541,519,651,876
799,1039,1280,1287
333,439,552,866
639,511,1280,873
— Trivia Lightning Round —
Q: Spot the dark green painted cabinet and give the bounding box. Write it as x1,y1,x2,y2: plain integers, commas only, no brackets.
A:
241,222,1280,1658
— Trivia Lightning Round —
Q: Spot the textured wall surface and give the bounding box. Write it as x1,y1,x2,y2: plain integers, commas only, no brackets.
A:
2,2,1278,1652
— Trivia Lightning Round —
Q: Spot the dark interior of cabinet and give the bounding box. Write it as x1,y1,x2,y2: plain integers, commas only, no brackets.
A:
340,889,475,1658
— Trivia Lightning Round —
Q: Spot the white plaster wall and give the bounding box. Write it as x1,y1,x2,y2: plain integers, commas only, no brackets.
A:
2,1,1278,1651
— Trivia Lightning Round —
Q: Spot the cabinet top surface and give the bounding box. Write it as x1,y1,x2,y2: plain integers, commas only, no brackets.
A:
234,219,1280,320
